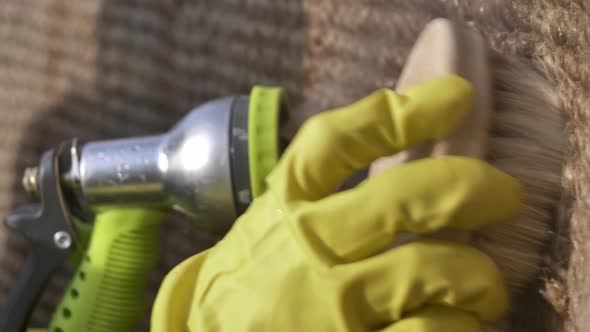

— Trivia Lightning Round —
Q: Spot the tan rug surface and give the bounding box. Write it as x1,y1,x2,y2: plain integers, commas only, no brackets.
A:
0,1,587,331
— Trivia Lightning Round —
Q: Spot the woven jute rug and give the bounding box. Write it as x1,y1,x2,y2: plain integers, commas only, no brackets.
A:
0,1,587,331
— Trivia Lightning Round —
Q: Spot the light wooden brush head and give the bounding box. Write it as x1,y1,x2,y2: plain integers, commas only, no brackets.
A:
370,18,492,169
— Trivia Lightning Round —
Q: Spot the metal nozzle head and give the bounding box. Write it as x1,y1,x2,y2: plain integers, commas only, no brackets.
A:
22,167,40,197
18,87,284,235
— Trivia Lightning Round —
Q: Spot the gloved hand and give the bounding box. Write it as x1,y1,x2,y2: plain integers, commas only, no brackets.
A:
151,75,523,332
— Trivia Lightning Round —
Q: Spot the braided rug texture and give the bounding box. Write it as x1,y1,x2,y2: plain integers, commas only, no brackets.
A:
0,1,586,331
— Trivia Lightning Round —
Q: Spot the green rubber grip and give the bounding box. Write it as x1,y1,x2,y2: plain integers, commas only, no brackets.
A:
49,208,167,332
248,86,284,197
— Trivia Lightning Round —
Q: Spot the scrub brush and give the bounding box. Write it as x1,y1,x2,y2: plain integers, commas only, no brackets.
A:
369,18,565,331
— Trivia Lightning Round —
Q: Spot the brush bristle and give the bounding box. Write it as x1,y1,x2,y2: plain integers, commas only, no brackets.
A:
472,52,565,293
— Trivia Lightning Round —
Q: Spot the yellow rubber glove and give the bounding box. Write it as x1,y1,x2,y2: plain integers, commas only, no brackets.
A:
151,75,523,332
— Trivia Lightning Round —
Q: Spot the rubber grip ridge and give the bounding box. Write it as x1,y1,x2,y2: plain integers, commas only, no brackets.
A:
49,208,167,332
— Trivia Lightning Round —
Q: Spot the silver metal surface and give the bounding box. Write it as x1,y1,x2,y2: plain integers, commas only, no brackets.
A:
160,97,239,232
72,96,247,233
61,139,82,190
53,231,72,249
80,135,167,205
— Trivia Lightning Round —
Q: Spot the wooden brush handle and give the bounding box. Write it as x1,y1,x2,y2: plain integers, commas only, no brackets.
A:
369,18,492,245
370,18,492,174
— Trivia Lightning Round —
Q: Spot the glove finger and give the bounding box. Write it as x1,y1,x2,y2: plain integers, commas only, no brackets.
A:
294,157,522,263
268,75,473,202
380,306,480,332
151,251,209,332
339,240,507,329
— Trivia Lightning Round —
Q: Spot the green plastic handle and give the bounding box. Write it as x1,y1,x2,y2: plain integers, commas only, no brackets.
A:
49,208,167,332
